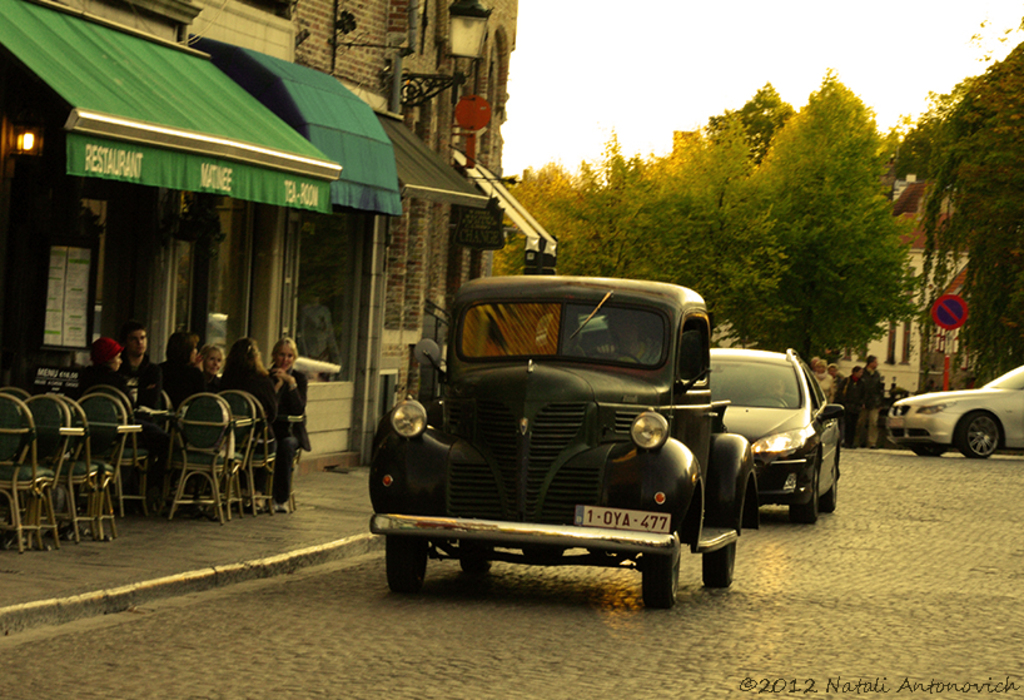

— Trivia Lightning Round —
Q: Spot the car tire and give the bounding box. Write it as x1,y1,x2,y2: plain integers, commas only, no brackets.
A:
789,455,820,524
702,541,736,588
385,536,427,593
819,455,838,514
642,544,681,609
954,411,1000,459
910,444,948,457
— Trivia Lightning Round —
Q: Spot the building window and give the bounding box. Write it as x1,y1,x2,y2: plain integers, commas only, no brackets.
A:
294,211,369,381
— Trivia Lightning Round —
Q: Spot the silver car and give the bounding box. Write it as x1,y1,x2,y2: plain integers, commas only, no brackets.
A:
887,365,1024,458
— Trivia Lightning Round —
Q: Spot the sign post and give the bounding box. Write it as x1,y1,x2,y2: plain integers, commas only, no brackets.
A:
931,294,968,391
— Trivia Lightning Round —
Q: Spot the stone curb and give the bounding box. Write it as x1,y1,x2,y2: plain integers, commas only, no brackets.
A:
0,532,384,635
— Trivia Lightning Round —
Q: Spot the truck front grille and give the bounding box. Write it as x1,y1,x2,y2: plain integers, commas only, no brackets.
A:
448,400,593,524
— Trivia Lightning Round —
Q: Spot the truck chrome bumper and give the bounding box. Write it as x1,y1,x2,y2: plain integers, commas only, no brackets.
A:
370,513,681,555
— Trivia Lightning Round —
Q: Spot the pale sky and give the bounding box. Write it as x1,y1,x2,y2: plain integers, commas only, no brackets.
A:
500,1,1024,176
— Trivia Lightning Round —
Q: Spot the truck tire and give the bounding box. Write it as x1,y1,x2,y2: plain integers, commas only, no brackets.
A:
386,536,427,593
641,545,680,609
702,541,735,588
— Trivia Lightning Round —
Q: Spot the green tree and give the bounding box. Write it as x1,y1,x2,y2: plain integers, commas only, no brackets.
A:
650,123,787,344
504,136,661,280
923,44,1024,380
756,72,917,357
706,83,795,164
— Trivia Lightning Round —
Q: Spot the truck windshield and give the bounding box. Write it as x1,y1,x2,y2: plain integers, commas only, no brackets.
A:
460,301,665,366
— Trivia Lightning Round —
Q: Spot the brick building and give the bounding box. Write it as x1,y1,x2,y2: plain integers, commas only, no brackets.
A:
0,0,532,467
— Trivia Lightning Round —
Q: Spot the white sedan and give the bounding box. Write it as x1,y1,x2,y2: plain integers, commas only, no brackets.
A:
887,365,1024,458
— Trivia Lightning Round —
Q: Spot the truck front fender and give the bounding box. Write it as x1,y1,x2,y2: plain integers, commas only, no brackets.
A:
704,432,758,531
370,427,461,515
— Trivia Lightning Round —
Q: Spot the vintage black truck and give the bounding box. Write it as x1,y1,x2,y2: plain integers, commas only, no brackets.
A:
369,276,758,608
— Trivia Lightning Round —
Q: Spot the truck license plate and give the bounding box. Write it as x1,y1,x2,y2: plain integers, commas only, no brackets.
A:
575,505,671,534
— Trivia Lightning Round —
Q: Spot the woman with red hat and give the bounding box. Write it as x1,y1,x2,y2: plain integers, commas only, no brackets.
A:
75,337,131,398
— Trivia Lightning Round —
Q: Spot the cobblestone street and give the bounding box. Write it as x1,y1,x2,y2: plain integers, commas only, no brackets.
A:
2,448,1023,699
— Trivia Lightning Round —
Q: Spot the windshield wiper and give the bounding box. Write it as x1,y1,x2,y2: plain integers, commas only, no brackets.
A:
569,290,614,340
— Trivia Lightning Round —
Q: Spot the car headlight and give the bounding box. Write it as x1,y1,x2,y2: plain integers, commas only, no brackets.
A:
751,426,814,457
915,403,949,415
631,411,669,451
391,399,428,438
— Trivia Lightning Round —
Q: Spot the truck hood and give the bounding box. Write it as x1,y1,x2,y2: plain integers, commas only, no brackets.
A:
449,361,668,407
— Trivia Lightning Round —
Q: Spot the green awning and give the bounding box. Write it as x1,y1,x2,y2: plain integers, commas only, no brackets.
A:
196,38,403,216
0,0,340,212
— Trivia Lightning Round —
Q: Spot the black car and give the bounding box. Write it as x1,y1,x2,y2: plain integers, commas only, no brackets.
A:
369,276,759,608
709,348,843,523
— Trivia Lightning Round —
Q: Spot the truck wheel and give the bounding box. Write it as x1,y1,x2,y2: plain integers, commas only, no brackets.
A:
702,541,735,588
789,455,820,524
386,536,427,593
459,544,492,574
954,411,999,459
641,545,680,609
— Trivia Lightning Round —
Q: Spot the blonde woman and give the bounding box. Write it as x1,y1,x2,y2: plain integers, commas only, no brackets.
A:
197,344,224,391
270,338,311,512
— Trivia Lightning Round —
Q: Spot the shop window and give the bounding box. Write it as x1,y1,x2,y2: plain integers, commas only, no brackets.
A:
295,211,368,381
205,198,252,347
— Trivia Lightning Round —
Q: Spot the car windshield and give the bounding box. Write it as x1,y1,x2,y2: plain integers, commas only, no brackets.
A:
459,301,665,366
711,359,802,409
983,364,1024,391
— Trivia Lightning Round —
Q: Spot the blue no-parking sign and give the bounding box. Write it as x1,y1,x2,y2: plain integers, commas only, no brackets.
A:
931,294,968,330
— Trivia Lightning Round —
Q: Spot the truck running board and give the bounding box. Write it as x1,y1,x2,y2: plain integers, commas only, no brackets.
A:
695,526,738,553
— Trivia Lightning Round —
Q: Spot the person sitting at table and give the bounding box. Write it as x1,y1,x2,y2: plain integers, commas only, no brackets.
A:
269,337,311,513
77,336,169,515
160,331,205,410
76,337,130,397
198,344,224,392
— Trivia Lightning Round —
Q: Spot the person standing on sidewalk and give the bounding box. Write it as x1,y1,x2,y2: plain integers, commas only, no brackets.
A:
856,356,885,448
836,366,864,448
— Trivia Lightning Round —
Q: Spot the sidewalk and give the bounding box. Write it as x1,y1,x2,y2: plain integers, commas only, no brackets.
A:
0,467,381,634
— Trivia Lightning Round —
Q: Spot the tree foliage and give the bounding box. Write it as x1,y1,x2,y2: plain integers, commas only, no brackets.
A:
923,44,1024,380
756,72,917,357
498,74,917,360
706,83,795,164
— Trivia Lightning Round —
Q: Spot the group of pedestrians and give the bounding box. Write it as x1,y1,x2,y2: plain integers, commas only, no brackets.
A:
77,321,309,515
813,355,886,449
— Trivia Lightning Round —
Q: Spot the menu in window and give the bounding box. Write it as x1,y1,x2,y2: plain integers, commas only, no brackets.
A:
44,246,91,348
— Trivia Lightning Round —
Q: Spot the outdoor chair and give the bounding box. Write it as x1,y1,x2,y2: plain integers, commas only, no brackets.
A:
167,393,234,524
0,393,61,552
25,394,78,544
217,390,258,518
52,395,106,543
83,385,150,516
246,397,277,515
0,386,31,400
77,392,135,540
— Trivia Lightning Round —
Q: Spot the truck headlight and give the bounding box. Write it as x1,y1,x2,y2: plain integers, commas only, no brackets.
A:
391,400,427,438
631,411,669,451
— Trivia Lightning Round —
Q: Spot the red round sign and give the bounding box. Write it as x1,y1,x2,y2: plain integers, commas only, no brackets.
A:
931,294,968,330
454,95,492,131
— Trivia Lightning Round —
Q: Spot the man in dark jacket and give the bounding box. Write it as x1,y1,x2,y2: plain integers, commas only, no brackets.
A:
836,366,864,448
856,355,885,448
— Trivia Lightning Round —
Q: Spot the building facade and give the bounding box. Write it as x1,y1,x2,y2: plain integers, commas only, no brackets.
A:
0,0,523,467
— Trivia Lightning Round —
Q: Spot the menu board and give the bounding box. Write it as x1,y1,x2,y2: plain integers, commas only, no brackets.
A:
43,246,91,348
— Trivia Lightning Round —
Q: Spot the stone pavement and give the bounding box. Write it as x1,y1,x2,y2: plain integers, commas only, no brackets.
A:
0,466,381,634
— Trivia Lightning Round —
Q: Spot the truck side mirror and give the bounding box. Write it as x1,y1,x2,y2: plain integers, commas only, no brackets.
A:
678,329,705,381
414,338,444,373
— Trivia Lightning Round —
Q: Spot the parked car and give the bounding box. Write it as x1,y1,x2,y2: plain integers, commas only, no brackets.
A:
887,364,1024,458
369,276,759,608
709,348,843,524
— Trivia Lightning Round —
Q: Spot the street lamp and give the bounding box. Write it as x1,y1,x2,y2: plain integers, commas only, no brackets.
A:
399,0,492,108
